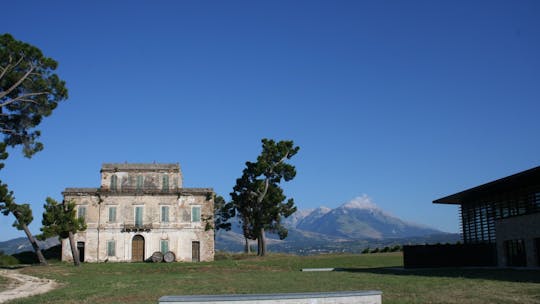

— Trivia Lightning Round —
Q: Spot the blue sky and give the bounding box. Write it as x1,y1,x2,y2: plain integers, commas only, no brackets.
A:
1,1,539,241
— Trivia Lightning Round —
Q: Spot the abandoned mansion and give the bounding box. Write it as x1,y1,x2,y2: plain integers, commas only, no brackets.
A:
61,163,215,263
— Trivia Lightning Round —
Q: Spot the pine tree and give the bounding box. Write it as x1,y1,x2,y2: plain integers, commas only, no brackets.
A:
231,139,299,256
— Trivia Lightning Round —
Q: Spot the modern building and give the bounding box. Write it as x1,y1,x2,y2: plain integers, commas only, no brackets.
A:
61,163,215,263
433,166,540,268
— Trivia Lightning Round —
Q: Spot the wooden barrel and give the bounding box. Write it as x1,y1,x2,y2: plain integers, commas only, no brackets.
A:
151,251,164,263
163,251,176,263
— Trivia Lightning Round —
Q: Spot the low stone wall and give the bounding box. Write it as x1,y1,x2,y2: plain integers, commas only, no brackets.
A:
159,291,382,304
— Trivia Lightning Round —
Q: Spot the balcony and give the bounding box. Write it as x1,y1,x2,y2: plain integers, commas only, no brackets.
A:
121,223,153,232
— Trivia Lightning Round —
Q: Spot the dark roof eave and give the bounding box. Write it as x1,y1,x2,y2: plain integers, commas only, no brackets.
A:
433,166,540,205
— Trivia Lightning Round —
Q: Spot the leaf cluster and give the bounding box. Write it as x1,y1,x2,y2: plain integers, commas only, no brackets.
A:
40,197,86,240
214,195,234,232
0,33,68,157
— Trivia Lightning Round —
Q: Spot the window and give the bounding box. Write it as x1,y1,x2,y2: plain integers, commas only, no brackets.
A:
162,175,169,191
191,206,201,222
107,240,116,257
78,206,86,220
110,175,118,191
160,240,169,253
136,175,143,190
108,206,117,223
135,206,143,227
505,239,526,267
161,206,169,223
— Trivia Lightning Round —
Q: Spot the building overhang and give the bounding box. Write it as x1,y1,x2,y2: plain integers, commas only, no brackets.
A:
433,166,540,205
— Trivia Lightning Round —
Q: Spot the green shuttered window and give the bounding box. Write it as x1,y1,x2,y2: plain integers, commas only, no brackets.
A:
135,206,143,227
108,206,117,222
78,206,86,220
107,240,115,257
191,206,201,222
160,240,169,253
161,206,169,223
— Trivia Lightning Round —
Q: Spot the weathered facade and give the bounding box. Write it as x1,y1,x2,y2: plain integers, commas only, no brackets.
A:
62,163,214,263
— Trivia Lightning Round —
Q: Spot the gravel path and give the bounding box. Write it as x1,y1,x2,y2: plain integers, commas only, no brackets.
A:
0,269,57,303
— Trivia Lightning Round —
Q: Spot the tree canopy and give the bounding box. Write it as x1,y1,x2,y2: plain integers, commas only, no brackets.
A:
230,139,299,256
1,33,68,157
40,197,86,266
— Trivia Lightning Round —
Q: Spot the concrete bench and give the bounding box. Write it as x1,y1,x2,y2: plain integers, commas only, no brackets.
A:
159,290,382,304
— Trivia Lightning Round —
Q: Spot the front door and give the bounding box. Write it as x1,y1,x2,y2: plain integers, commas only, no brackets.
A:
192,241,200,262
77,242,85,262
132,235,145,262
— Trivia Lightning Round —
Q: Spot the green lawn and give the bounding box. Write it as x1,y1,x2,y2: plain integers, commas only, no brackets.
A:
8,252,540,304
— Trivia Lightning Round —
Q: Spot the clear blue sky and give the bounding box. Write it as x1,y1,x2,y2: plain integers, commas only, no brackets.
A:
1,1,539,241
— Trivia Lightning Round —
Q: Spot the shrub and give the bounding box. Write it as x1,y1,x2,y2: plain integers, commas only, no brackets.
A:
0,254,20,266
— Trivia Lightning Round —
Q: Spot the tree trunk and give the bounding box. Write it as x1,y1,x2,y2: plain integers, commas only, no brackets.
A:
244,237,250,254
20,223,47,266
258,228,266,256
68,231,81,267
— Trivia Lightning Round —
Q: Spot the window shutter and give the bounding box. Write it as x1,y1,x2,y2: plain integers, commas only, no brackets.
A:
109,207,116,222
107,240,115,257
135,207,143,227
161,206,169,222
161,240,169,253
192,206,201,222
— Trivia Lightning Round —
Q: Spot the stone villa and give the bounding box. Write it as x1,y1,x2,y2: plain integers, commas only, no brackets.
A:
61,163,214,263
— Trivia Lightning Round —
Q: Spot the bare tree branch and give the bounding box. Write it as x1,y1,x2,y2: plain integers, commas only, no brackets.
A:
0,55,25,81
0,63,35,99
0,92,48,108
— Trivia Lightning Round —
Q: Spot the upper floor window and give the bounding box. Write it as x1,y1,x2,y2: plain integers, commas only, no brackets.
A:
135,206,143,227
78,206,87,220
108,206,117,223
110,175,118,191
162,175,169,191
136,175,143,190
191,206,201,223
161,206,169,223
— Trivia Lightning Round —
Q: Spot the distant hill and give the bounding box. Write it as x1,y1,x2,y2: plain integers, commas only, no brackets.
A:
216,196,459,254
0,237,60,255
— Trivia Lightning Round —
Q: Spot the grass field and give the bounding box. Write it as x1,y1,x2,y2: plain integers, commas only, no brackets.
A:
7,252,540,304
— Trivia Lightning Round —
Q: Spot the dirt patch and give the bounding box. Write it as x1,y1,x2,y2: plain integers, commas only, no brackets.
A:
0,269,57,303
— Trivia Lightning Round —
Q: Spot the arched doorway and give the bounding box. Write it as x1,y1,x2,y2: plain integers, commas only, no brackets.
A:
132,235,145,262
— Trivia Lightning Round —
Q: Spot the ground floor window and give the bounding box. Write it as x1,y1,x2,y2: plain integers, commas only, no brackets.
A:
160,239,169,253
504,239,526,267
107,240,116,257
